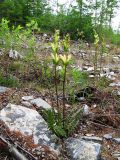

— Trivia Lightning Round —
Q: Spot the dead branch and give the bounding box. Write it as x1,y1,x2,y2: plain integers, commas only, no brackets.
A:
88,120,120,131
0,136,28,160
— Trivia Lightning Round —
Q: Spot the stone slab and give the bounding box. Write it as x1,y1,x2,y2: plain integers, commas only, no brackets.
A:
66,137,101,160
0,103,59,154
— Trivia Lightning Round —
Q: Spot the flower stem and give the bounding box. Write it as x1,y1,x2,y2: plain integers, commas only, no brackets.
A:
63,65,67,127
55,64,59,109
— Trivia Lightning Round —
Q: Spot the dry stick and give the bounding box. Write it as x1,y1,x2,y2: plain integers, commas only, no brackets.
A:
0,136,28,160
88,120,120,131
92,113,120,117
2,124,37,160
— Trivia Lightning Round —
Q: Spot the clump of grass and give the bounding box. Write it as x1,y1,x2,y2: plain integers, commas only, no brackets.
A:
0,74,19,87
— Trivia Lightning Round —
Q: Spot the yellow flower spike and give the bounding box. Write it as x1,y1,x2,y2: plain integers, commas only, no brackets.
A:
51,43,58,54
60,54,72,66
51,53,60,65
62,34,70,52
54,30,60,43
94,30,99,46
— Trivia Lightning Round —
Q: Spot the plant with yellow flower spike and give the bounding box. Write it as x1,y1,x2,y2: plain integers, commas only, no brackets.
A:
60,34,72,126
62,34,70,52
60,54,71,126
51,30,60,54
51,53,59,65
44,31,82,138
93,30,99,86
60,54,72,66
51,30,60,108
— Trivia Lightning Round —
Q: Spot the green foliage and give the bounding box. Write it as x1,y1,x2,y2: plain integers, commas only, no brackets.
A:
43,31,83,138
43,110,67,138
0,74,19,87
71,69,89,87
0,18,37,55
43,108,83,138
97,76,111,89
64,108,83,135
0,0,119,42
101,27,120,45
8,61,21,72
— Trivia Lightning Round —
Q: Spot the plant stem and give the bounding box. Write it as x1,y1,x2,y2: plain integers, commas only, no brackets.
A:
63,65,67,127
55,64,59,109
94,47,98,87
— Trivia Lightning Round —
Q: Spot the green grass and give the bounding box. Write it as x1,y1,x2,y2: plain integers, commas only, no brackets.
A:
0,74,19,87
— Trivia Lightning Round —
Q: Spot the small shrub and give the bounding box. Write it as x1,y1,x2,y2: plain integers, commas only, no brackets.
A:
43,108,83,138
97,76,111,89
0,74,19,87
8,61,21,72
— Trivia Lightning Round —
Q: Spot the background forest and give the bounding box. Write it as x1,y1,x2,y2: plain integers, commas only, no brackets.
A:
0,0,120,43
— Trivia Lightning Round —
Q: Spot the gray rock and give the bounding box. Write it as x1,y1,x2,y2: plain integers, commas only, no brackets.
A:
112,152,120,160
21,101,32,107
113,138,120,144
106,44,110,48
30,98,52,110
9,49,23,59
91,50,96,54
0,104,59,154
66,137,101,160
103,67,109,73
22,96,34,101
0,86,8,93
103,133,113,140
89,75,95,78
83,104,89,115
113,56,119,62
0,49,3,55
117,91,120,96
87,67,94,72
81,136,102,143
109,82,120,87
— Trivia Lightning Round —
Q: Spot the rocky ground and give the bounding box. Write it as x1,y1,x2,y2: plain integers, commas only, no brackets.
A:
0,36,120,160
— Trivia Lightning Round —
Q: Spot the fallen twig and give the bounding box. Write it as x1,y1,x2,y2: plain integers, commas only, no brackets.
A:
1,122,37,160
88,120,120,131
0,136,28,160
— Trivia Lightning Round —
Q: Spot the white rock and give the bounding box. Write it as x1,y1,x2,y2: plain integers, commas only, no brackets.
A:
0,49,3,55
113,56,119,62
103,67,109,73
93,104,97,108
91,50,96,54
0,86,8,93
112,152,120,160
57,66,62,70
43,33,47,37
83,104,89,115
117,91,120,96
106,44,110,48
30,98,52,110
89,75,95,78
66,138,101,160
21,101,32,107
87,67,94,71
9,49,23,59
109,71,116,76
103,133,113,140
109,82,120,87
0,104,59,153
81,136,102,143
22,96,34,101
113,138,120,144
